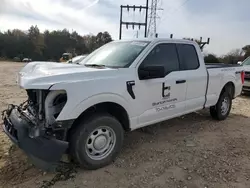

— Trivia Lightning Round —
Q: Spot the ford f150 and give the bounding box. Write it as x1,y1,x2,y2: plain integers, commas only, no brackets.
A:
2,38,245,171
240,56,250,92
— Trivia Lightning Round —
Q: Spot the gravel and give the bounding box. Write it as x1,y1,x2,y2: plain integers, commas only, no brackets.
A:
0,61,250,188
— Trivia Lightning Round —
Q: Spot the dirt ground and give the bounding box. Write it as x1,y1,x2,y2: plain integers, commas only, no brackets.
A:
0,61,250,188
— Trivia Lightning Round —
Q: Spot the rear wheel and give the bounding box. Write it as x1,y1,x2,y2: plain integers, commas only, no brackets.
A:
69,113,124,170
210,90,232,120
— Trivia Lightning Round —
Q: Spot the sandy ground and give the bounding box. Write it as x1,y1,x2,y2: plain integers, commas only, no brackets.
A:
0,61,250,188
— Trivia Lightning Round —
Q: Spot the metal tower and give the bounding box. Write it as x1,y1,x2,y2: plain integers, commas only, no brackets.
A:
147,0,159,37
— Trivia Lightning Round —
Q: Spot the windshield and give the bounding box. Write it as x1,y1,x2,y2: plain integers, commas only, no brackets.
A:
242,57,250,66
80,41,150,68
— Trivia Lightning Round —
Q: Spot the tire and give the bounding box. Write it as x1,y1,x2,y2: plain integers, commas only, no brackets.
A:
69,113,124,170
210,90,232,120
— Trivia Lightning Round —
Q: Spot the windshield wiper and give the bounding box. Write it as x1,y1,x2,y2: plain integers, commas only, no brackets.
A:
84,64,106,68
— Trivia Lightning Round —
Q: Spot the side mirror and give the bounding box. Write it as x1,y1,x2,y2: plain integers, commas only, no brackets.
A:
237,61,242,65
138,65,165,80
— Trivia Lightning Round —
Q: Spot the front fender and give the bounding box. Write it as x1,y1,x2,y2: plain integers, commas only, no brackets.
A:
56,93,132,121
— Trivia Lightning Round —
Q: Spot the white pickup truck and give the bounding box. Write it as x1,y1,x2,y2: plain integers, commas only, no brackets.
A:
239,56,250,92
2,38,244,171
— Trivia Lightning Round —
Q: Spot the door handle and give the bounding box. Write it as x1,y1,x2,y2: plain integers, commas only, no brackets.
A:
176,80,186,84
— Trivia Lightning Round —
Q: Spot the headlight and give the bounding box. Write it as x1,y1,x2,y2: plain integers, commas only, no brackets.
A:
16,72,25,86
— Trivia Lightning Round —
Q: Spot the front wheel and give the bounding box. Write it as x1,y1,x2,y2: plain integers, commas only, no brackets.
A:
210,91,232,120
69,113,124,170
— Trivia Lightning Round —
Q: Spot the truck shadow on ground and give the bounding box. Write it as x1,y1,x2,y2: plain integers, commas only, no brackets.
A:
0,110,249,187
121,109,249,155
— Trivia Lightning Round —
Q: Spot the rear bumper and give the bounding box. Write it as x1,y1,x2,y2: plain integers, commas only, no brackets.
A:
2,105,68,171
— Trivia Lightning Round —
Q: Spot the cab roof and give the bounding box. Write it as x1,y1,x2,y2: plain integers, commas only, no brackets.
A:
116,37,198,45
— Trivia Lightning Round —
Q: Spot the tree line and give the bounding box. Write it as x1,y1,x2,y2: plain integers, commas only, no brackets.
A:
184,37,250,64
0,25,250,64
0,25,112,62
204,46,250,64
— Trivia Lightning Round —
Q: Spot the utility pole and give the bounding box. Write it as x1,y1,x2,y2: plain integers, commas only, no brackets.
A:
119,0,149,39
136,30,139,38
187,37,210,51
199,37,210,51
184,37,210,51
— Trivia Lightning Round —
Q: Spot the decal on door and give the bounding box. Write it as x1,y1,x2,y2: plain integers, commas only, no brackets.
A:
152,98,177,107
155,104,176,112
162,83,171,99
152,82,177,107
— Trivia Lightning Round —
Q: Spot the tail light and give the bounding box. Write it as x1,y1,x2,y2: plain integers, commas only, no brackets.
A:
241,71,245,84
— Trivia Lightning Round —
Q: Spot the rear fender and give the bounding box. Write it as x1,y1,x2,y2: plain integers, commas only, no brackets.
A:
216,76,236,103
220,73,242,98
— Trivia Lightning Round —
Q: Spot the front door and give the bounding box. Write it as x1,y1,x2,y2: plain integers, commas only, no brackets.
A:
133,42,188,128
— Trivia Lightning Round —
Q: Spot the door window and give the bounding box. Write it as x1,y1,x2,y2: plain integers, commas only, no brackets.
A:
140,43,180,75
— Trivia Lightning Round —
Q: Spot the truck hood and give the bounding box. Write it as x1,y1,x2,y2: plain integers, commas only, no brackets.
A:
242,65,250,72
19,61,103,75
18,61,121,89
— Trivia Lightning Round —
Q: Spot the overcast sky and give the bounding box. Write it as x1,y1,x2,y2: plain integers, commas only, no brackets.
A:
0,0,249,55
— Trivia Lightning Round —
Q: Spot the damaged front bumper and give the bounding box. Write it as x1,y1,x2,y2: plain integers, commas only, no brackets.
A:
2,105,68,171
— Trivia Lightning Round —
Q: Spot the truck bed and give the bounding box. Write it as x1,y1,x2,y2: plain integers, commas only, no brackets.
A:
205,63,240,69
204,63,243,108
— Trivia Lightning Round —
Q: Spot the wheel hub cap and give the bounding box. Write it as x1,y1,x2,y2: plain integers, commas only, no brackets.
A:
221,97,229,115
94,135,107,150
85,126,116,160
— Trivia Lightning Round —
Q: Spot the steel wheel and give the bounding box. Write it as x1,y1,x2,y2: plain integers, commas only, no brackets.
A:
85,126,116,160
221,96,229,116
210,89,232,121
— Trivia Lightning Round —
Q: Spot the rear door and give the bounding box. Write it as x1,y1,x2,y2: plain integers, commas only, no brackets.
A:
176,43,207,112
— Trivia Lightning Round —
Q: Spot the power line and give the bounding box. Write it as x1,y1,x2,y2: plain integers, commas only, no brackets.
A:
158,0,192,30
151,0,210,51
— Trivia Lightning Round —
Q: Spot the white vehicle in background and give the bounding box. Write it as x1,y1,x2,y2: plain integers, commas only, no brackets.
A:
239,56,250,92
22,58,32,62
67,54,88,64
2,38,244,171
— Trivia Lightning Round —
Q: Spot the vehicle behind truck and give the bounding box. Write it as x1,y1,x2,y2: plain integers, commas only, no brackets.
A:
239,56,250,92
2,38,244,171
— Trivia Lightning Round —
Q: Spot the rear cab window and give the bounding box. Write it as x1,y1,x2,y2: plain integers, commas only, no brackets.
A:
176,44,200,70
